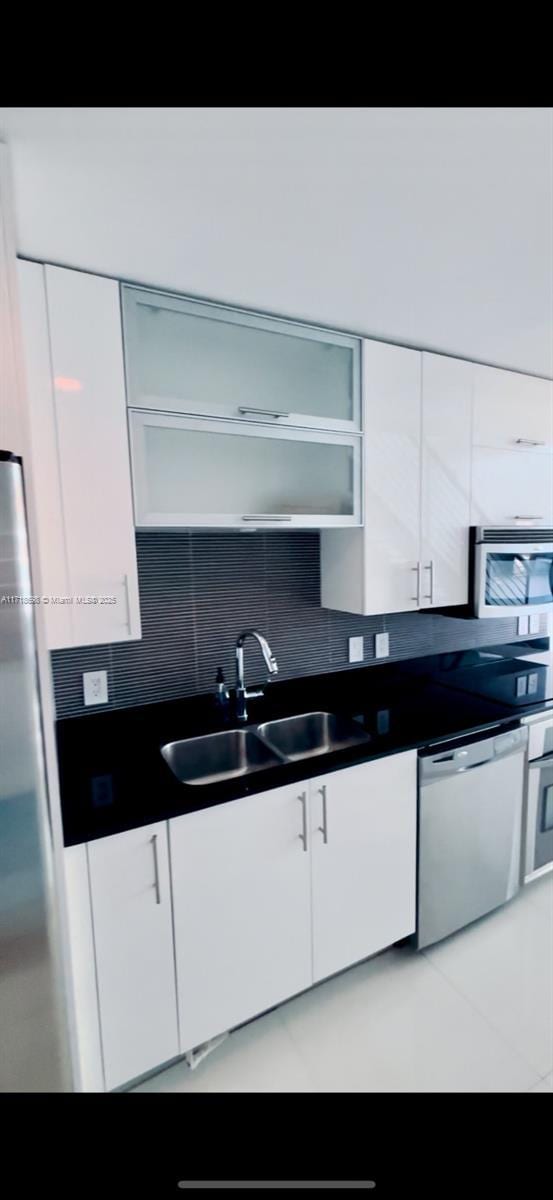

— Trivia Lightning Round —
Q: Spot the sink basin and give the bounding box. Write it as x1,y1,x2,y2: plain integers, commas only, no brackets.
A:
257,711,370,762
161,729,283,786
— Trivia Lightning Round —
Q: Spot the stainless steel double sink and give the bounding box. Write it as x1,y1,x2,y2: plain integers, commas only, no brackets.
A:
161,711,370,787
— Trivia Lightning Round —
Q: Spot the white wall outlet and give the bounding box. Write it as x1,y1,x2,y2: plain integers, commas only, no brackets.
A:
375,632,390,659
529,613,541,635
348,635,364,664
83,670,108,706
517,615,530,636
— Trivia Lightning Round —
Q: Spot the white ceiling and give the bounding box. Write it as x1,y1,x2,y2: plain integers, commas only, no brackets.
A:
1,106,552,377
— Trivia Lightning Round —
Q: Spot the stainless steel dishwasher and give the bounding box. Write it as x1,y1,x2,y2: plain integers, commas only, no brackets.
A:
415,724,528,949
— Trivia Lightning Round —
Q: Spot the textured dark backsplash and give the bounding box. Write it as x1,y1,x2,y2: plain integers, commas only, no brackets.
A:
51,532,544,718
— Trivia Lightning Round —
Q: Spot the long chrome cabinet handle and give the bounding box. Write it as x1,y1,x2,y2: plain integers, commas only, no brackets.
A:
298,792,308,852
122,572,131,633
242,515,293,522
512,516,544,521
318,785,328,844
151,834,161,904
238,406,290,419
423,561,434,602
515,438,546,447
411,563,421,604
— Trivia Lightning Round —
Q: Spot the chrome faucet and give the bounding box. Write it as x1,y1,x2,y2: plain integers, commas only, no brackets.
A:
235,629,278,722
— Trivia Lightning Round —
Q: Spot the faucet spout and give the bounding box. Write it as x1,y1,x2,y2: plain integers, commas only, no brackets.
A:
235,629,279,722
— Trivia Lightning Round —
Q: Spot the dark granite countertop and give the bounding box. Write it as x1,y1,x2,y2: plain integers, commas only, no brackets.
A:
56,640,552,847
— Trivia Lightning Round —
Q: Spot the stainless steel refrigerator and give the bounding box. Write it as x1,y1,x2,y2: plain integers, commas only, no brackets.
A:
0,450,73,1091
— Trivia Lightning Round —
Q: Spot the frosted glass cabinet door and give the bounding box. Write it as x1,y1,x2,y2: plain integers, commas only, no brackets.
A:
129,411,361,528
122,286,361,431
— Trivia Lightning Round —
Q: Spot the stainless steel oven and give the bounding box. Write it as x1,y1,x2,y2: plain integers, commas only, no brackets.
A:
472,527,553,618
522,712,553,882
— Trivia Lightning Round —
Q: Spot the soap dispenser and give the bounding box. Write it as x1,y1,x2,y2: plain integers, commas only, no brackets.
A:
214,667,230,718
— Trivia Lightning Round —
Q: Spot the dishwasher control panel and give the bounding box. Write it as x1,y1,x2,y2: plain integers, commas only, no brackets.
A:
420,725,527,782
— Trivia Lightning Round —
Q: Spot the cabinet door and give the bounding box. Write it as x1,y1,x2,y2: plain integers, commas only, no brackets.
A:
310,753,417,983
170,783,312,1053
87,822,179,1090
473,363,553,452
63,845,104,1092
129,409,361,528
17,261,72,648
420,353,473,607
122,286,361,432
471,446,553,527
45,267,141,646
321,341,422,615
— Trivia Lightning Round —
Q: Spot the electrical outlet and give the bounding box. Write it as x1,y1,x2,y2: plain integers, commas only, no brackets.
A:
375,632,390,659
517,615,530,636
348,636,364,664
529,613,541,635
83,670,108,706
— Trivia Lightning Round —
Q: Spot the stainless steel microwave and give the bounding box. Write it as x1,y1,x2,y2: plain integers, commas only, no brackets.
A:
472,527,553,619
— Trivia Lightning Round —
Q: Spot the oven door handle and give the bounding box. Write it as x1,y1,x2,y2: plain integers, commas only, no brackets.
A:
528,753,553,768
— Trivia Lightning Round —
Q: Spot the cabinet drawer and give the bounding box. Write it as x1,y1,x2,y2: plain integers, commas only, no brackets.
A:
473,364,553,452
129,410,361,528
122,285,361,432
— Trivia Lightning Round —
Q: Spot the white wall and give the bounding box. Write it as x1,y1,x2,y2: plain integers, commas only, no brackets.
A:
0,107,551,378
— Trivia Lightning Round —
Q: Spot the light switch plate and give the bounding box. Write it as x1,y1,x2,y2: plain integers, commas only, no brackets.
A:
348,636,364,664
83,670,108,706
529,613,541,635
375,632,390,659
517,615,530,637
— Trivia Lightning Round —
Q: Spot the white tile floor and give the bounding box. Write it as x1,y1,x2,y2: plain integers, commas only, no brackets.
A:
133,871,553,1094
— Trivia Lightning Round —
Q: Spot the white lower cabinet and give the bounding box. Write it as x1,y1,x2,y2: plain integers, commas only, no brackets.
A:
65,752,417,1088
170,751,417,1054
170,783,313,1053
310,753,417,983
86,821,179,1090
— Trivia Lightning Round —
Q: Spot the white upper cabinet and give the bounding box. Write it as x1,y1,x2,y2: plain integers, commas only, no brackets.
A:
322,342,473,614
321,341,422,614
18,260,72,647
472,364,553,452
130,410,361,529
420,353,473,608
122,286,361,432
470,364,553,529
471,447,553,528
17,262,141,648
